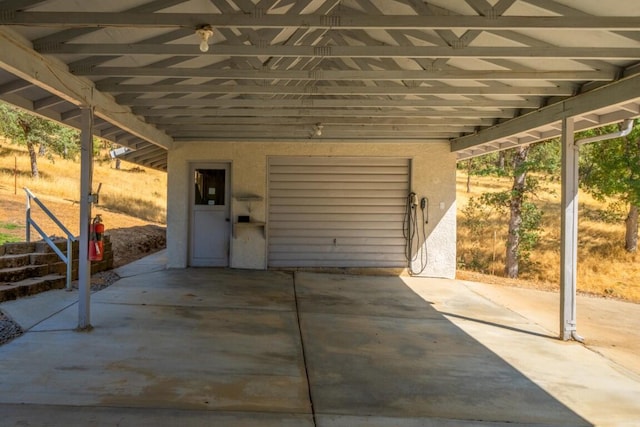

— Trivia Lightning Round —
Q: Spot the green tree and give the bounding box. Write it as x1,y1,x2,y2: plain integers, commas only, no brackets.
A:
580,120,640,252
478,141,560,278
459,152,502,193
0,103,79,177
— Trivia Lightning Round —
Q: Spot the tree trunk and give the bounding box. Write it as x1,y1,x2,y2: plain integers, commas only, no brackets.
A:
26,140,39,178
505,146,530,278
466,160,472,193
497,151,505,171
17,119,39,178
625,204,638,252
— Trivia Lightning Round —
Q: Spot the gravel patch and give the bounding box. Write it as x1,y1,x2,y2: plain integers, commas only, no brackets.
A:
71,270,121,292
0,310,23,346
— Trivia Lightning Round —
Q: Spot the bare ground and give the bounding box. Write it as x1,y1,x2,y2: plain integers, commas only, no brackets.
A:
0,187,166,267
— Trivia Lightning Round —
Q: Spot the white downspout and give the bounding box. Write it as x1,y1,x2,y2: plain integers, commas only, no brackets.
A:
565,119,635,343
576,119,634,146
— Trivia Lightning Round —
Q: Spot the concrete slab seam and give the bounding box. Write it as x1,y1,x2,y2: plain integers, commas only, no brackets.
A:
23,299,79,332
292,271,317,427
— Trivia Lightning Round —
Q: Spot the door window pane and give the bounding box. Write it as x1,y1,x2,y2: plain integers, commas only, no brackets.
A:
194,169,226,206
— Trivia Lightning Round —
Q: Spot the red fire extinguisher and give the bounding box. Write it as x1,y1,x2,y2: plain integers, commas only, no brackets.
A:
89,214,104,261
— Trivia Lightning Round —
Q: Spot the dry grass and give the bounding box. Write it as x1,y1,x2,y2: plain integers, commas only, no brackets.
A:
0,141,166,228
458,172,640,303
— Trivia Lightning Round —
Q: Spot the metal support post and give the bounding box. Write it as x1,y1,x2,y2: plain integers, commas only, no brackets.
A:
77,107,94,331
559,117,581,341
25,193,31,242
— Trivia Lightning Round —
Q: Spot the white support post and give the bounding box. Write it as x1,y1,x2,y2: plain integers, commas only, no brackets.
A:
77,107,93,331
560,117,580,341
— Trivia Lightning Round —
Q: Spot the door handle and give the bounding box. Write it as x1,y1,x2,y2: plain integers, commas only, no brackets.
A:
225,218,230,222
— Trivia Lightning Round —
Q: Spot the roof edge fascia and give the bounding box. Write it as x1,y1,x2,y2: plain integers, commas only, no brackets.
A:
450,72,640,153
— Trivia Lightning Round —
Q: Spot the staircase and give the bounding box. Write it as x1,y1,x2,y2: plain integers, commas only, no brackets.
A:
0,237,113,302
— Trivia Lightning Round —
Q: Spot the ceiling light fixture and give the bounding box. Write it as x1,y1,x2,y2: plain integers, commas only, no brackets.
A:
314,123,323,137
196,25,214,53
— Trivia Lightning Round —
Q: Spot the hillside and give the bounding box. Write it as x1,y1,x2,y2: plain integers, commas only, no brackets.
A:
457,172,640,303
0,141,166,267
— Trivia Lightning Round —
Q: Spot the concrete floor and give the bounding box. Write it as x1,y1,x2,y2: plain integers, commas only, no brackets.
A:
0,254,639,426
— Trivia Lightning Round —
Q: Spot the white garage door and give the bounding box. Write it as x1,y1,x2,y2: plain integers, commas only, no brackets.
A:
268,157,410,268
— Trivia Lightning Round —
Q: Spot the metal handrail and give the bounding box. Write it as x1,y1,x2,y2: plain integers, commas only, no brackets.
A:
24,187,77,290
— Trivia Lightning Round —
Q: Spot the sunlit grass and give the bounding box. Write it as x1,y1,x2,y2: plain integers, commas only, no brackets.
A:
0,233,20,245
458,171,640,303
0,142,166,224
0,219,22,245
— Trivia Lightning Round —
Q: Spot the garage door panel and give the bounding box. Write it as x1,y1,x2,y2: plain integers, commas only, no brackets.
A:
270,197,406,207
268,157,409,268
269,213,405,223
270,157,408,167
270,221,404,230
270,229,403,238
269,205,405,214
269,189,405,199
270,173,409,183
269,257,407,269
269,181,408,191
269,252,407,262
270,165,408,175
269,237,407,246
270,245,405,254
271,259,406,268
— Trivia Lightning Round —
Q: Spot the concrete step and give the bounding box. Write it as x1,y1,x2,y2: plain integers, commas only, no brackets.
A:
0,264,50,283
30,252,62,265
0,274,66,303
0,253,31,269
0,237,114,301
35,240,79,254
1,242,36,255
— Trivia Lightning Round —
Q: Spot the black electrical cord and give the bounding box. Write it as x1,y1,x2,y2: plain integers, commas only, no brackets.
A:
403,193,416,262
403,192,428,275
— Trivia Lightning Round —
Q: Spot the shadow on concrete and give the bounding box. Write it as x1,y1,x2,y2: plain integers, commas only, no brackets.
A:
439,310,556,340
0,269,608,426
295,272,591,426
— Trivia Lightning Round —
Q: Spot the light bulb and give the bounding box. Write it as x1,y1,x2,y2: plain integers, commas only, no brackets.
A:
196,25,213,53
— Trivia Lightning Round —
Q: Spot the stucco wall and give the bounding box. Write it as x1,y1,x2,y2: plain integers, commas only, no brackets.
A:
167,141,457,278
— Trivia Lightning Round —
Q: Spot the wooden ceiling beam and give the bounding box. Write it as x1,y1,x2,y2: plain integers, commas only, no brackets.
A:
3,12,640,30
38,43,640,60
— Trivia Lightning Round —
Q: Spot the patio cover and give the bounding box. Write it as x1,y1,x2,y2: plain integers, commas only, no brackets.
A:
0,0,639,169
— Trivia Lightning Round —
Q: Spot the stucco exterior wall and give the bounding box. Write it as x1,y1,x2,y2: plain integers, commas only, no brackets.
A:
167,141,457,278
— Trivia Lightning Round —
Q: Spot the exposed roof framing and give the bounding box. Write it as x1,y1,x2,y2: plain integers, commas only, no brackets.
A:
0,0,639,169
4,12,640,30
